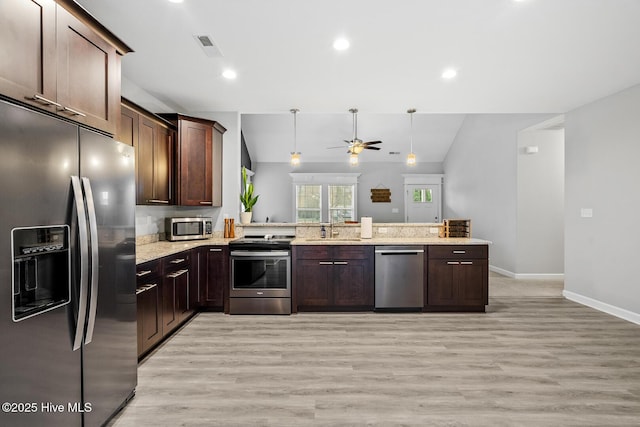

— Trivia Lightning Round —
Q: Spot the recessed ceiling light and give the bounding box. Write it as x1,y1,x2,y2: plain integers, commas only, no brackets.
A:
222,69,237,80
168,0,184,3
333,38,350,51
442,68,458,80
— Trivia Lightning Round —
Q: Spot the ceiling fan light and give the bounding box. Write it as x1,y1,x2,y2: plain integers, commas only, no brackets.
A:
406,152,416,166
290,152,301,166
349,152,359,166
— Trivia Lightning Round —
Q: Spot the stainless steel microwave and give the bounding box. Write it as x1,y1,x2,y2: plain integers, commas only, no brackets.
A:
166,217,213,241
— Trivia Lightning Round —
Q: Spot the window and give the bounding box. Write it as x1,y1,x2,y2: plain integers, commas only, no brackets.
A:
413,188,433,203
291,173,360,223
295,184,321,223
329,185,355,222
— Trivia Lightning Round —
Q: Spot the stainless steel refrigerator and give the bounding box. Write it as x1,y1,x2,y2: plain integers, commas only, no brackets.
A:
0,99,137,427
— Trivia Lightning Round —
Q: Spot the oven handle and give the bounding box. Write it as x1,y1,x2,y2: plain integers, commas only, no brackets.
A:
230,251,290,257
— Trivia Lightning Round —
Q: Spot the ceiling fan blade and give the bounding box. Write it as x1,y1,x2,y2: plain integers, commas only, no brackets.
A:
327,146,347,149
365,146,381,150
364,140,382,145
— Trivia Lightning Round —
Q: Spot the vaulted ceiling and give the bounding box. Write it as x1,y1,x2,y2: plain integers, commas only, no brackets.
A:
77,0,640,162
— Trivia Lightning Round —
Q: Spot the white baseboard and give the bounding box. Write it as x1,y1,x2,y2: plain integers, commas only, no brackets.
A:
489,265,515,278
563,290,640,326
490,265,564,280
514,273,564,280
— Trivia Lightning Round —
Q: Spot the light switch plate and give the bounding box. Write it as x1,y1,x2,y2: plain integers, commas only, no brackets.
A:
430,227,439,233
580,208,593,218
392,208,399,213
378,227,388,234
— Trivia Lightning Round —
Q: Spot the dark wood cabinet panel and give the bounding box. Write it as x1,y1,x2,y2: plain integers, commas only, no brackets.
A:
200,246,228,309
137,116,155,204
296,260,332,307
333,260,373,306
211,124,224,207
179,119,213,206
136,260,162,358
295,245,374,310
0,0,57,113
56,6,120,134
426,245,488,311
162,272,178,334
154,125,173,203
118,103,138,146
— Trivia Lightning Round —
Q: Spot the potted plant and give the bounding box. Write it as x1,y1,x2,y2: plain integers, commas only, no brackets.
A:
239,166,259,224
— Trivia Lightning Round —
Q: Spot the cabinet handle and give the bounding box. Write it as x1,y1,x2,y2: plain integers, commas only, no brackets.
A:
333,261,348,265
60,106,87,117
135,288,144,295
209,248,222,252
170,258,186,264
447,261,460,265
199,201,213,205
147,199,169,204
136,270,152,277
319,261,333,265
460,261,474,265
167,269,188,278
452,250,466,254
30,94,62,108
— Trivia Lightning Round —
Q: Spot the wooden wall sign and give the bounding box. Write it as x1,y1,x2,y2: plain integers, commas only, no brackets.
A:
370,188,391,203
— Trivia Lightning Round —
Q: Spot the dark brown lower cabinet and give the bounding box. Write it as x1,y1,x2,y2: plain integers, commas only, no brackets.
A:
199,246,228,310
295,245,374,311
136,283,162,356
425,245,488,312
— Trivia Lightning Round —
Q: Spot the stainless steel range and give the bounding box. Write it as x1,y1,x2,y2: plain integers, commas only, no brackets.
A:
229,232,294,314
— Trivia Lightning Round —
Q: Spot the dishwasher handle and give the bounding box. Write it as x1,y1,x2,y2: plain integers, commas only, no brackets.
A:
375,249,424,255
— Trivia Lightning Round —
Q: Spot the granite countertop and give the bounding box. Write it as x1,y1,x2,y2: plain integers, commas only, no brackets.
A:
291,237,492,246
136,238,234,264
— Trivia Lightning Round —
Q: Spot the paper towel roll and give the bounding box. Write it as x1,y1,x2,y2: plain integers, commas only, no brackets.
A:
360,217,373,239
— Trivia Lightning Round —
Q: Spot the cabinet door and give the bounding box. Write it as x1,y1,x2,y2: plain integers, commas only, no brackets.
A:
154,124,173,204
136,290,144,357
211,126,223,207
296,260,332,307
136,116,155,204
456,260,488,306
203,247,227,308
0,0,57,113
427,260,457,306
56,6,120,134
141,283,162,353
177,119,212,206
174,269,190,322
333,259,374,307
162,272,178,334
118,103,138,146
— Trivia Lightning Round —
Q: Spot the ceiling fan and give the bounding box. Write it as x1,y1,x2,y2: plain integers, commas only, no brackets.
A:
328,108,382,154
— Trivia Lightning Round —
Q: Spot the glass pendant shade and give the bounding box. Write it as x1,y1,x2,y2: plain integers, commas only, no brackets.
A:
349,152,359,166
406,108,417,166
406,152,416,166
290,152,301,166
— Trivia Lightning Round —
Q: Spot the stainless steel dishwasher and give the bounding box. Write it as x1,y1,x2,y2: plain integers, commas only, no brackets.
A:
375,246,424,310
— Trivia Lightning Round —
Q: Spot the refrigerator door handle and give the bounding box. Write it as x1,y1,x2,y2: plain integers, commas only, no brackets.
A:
82,177,99,345
71,176,89,351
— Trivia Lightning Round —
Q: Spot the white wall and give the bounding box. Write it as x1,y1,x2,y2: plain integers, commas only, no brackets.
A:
442,114,554,273
564,84,640,320
251,162,443,223
516,128,565,276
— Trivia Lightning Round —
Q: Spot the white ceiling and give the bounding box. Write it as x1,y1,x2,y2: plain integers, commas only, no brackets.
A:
77,0,640,162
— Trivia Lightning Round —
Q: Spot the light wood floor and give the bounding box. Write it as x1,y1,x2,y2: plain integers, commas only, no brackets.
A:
108,277,640,426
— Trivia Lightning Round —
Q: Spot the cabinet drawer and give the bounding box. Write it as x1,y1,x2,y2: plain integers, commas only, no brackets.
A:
296,246,330,260
333,245,372,260
163,251,191,271
428,245,487,260
136,259,161,282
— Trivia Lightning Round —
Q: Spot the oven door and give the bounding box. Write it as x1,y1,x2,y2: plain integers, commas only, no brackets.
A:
230,251,291,298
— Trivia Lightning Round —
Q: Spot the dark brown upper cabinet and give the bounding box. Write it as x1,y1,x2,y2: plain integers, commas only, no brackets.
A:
160,114,226,207
0,0,132,135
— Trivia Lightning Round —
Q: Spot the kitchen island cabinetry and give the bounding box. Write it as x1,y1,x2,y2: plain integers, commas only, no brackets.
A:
162,251,194,335
0,0,131,134
294,245,374,312
159,114,226,207
426,245,488,312
199,246,228,310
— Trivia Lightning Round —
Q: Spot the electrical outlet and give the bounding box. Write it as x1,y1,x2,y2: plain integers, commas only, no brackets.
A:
378,227,388,234
429,227,439,233
391,208,399,213
580,208,593,218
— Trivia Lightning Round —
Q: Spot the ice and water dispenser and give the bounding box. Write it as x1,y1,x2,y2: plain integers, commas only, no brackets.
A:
12,225,71,321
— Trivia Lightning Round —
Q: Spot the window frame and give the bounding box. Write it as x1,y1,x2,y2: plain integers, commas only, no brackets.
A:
290,173,360,223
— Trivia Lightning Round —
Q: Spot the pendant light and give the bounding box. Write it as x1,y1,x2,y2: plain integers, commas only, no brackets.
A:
406,108,416,166
290,108,301,166
349,152,359,166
